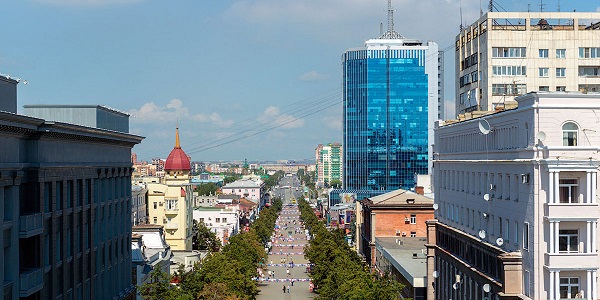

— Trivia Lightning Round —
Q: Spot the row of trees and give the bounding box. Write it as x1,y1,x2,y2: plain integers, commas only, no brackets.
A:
299,199,403,299
141,198,283,300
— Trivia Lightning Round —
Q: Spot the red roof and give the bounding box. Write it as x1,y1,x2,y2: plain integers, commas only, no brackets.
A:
164,127,191,171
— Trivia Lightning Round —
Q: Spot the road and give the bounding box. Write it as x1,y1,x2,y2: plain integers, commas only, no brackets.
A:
256,204,314,299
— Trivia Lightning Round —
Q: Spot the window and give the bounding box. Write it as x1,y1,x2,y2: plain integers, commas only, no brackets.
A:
523,222,529,250
215,218,220,223
556,49,566,58
556,68,566,77
539,67,549,77
153,217,157,224
222,218,227,223
514,221,519,247
556,86,566,92
410,232,417,237
560,277,580,299
579,47,600,58
539,49,549,58
559,179,579,203
559,229,579,253
579,66,600,77
492,47,526,58
539,86,550,92
153,202,157,209
492,83,526,96
165,199,177,210
410,215,416,224
199,218,204,223
562,122,578,146
492,65,526,76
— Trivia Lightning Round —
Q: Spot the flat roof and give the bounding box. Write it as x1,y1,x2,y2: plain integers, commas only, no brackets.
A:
23,104,130,116
375,237,428,288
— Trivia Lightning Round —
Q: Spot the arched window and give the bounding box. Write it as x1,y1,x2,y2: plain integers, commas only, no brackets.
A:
562,122,578,146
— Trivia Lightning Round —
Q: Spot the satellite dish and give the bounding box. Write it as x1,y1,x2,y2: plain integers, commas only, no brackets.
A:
496,237,504,246
537,131,546,142
483,193,490,201
478,119,491,135
452,282,459,290
482,213,488,219
483,283,491,293
433,203,439,210
478,230,486,239
432,271,439,278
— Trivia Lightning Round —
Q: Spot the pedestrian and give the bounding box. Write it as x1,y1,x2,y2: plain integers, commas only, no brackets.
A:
287,285,291,293
283,285,286,293
291,279,294,286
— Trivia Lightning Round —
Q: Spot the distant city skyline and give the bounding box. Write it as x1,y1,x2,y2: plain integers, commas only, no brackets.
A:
1,0,597,161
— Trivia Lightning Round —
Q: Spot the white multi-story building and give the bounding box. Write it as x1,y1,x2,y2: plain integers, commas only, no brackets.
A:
132,185,148,225
221,178,264,202
428,92,600,300
315,143,343,187
456,11,600,115
193,207,240,245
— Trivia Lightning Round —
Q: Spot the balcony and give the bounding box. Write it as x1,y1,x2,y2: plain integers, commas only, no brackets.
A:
19,213,43,238
545,252,598,269
545,203,599,220
165,223,179,230
164,208,179,215
19,268,43,297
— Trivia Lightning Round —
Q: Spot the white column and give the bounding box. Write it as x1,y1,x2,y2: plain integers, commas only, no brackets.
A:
593,172,597,204
588,221,592,253
588,172,593,203
549,171,554,204
593,222,597,253
555,221,560,254
587,270,592,300
555,172,560,204
549,270,555,300
555,270,561,300
550,221,555,253
592,270,597,300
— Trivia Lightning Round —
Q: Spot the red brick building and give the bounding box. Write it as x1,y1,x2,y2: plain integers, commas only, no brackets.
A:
358,189,434,266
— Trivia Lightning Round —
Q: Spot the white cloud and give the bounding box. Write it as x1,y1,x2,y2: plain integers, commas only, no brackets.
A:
129,99,234,128
322,115,342,131
34,0,142,6
257,106,304,129
299,70,329,81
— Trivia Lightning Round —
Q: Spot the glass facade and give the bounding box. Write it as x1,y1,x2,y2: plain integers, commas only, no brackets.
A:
343,46,429,191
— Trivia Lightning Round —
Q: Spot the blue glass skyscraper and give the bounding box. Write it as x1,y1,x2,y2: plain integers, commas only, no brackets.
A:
342,12,440,192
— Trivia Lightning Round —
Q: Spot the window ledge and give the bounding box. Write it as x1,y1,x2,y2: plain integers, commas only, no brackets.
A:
543,146,600,151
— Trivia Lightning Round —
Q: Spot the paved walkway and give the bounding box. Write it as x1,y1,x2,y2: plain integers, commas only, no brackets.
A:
257,204,314,299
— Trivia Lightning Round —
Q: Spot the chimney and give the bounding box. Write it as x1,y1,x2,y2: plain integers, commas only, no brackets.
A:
415,186,424,195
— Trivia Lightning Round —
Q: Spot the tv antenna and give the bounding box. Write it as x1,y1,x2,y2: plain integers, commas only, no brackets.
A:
379,0,404,39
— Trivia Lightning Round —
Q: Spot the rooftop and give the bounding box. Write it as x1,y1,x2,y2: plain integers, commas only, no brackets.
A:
367,189,433,206
375,237,428,287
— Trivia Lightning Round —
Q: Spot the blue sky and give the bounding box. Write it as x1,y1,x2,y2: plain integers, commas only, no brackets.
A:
1,0,597,162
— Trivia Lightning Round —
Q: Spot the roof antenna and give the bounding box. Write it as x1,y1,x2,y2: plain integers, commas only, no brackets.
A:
459,0,464,32
540,0,545,12
489,0,493,12
379,0,403,39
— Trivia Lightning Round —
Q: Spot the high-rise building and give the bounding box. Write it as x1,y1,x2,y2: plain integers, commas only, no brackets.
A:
342,0,440,191
146,128,194,250
428,92,600,300
0,75,144,299
315,143,343,187
455,11,600,115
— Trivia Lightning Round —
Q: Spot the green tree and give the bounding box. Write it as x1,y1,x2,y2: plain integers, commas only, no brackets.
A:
195,183,219,196
328,179,342,189
139,267,176,300
193,220,221,252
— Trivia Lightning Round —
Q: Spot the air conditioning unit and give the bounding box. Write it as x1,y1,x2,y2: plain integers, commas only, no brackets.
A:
489,184,496,190
159,202,163,206
402,232,407,237
404,217,410,222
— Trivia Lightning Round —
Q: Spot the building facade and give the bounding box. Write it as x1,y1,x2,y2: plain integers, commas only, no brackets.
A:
146,128,194,251
456,11,600,115
0,76,143,299
342,2,440,191
221,178,264,203
429,92,600,300
315,143,343,187
132,185,148,225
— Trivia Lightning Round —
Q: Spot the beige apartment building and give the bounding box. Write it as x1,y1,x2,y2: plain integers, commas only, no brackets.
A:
146,128,194,250
456,11,600,115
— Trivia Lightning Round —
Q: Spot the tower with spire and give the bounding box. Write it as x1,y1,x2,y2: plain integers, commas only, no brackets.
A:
146,127,194,250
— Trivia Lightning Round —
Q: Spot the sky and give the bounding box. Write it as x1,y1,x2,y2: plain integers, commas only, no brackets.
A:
1,0,598,162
